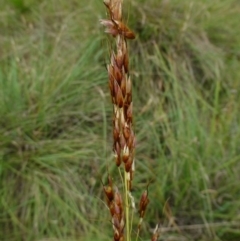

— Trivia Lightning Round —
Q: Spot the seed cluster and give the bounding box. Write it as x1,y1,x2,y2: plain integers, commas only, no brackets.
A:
103,176,125,241
101,0,153,240
101,0,136,190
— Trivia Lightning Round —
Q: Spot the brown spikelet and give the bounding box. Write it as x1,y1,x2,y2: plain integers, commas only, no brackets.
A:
103,175,114,204
139,189,150,218
136,186,150,238
103,176,125,241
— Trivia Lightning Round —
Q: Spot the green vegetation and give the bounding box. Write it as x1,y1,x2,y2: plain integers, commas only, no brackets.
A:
0,0,240,240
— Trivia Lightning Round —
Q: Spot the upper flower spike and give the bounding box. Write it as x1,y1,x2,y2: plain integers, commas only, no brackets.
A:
101,0,136,39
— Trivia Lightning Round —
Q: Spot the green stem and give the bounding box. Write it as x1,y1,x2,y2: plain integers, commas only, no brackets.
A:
124,170,130,241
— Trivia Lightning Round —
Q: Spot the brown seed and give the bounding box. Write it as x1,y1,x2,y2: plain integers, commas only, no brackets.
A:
113,79,119,96
113,202,121,217
114,141,121,156
119,134,126,150
109,79,114,99
123,124,130,140
113,126,120,142
124,156,133,172
103,176,114,203
139,189,150,218
109,202,115,216
104,186,114,201
114,65,122,85
115,155,121,166
126,102,132,121
126,93,132,105
116,86,124,108
127,131,134,149
113,231,120,241
113,80,123,108
116,50,124,68
120,76,126,97
114,189,123,208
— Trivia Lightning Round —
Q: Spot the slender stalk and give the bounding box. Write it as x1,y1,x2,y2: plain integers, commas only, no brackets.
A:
124,170,130,241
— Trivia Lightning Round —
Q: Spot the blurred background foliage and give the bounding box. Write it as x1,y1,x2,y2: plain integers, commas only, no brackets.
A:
0,0,240,240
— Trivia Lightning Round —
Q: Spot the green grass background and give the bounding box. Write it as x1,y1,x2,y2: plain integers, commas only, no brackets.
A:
0,0,240,240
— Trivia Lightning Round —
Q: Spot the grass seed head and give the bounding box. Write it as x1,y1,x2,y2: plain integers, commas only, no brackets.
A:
102,0,136,239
